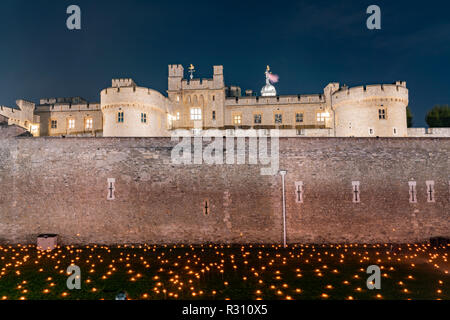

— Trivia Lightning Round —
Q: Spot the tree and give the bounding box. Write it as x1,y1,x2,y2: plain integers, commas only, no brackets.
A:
426,105,450,128
406,107,413,128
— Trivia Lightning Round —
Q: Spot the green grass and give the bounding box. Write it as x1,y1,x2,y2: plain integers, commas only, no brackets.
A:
0,243,448,300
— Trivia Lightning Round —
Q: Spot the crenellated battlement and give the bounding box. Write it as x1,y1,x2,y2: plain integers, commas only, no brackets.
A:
112,78,136,88
333,82,409,105
168,65,224,91
225,94,326,106
181,78,215,90
35,103,101,112
168,64,184,77
101,84,170,115
101,85,166,99
39,97,88,105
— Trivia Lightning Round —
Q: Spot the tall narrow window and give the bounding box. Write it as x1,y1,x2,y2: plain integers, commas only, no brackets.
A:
107,178,115,201
68,119,75,129
212,111,216,121
369,128,374,136
190,108,202,120
141,113,147,123
296,113,304,123
203,199,210,215
295,181,304,203
408,181,417,203
426,181,435,203
117,112,124,123
176,112,180,121
352,181,360,203
274,113,282,124
393,127,398,135
85,118,93,130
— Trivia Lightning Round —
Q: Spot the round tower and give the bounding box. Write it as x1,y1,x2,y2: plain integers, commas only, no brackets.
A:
101,79,173,137
332,81,409,137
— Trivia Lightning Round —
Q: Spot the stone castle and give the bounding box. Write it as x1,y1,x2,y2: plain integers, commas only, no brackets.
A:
3,64,448,138
0,64,449,245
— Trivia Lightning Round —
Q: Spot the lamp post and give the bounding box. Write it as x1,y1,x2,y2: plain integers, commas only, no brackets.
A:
279,170,287,248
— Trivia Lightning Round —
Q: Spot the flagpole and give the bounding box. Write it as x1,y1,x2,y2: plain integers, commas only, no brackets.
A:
280,170,287,248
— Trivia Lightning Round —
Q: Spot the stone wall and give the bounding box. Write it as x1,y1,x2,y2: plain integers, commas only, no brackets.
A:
0,114,7,123
0,123,28,138
0,137,448,245
407,128,450,137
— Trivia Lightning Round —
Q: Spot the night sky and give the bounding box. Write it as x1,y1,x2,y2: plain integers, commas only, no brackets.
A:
0,0,449,127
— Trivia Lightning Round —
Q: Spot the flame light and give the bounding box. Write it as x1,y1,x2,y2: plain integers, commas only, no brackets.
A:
0,243,447,300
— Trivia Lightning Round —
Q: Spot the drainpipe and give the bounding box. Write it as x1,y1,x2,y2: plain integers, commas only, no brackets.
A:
331,88,336,137
279,170,287,248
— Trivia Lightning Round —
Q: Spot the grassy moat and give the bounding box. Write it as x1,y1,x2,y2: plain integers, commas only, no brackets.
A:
0,243,448,300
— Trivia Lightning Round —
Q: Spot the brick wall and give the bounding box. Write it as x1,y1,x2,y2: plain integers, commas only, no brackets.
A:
0,137,448,244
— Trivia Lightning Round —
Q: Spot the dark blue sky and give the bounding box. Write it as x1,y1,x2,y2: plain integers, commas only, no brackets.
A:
0,0,449,127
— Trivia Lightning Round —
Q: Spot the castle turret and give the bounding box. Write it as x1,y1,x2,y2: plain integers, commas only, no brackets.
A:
101,79,173,137
332,82,409,137
168,64,184,91
213,65,224,89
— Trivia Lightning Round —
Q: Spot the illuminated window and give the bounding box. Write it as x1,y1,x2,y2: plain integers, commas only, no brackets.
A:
68,119,75,129
190,108,202,120
317,112,328,122
85,118,93,130
233,114,242,125
296,113,304,123
378,108,386,120
118,112,124,123
176,112,180,121
274,114,282,124
141,113,147,123
254,114,262,124
30,125,39,135
50,120,57,129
